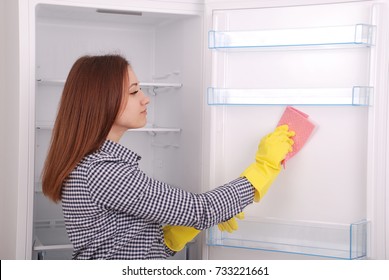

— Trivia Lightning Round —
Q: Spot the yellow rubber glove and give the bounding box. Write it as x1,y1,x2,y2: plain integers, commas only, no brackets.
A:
241,125,295,202
163,225,201,252
218,212,245,233
163,213,245,251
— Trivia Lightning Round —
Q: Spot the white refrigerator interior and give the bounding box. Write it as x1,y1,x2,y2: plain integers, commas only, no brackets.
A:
33,3,203,259
205,1,383,260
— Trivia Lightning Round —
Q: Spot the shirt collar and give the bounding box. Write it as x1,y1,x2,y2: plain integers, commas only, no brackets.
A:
100,140,141,163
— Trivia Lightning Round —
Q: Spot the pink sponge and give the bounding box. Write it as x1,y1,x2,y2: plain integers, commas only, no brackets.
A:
277,106,315,168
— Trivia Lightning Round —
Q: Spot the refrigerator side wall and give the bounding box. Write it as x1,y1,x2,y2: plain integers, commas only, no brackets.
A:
0,0,21,260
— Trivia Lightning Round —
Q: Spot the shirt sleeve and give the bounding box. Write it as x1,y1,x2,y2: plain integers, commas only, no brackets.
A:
87,158,254,230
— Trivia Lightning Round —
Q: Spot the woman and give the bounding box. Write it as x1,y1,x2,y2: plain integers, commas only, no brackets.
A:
42,54,294,259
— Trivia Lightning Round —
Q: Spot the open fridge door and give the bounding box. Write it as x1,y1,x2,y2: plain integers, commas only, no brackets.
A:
204,0,388,260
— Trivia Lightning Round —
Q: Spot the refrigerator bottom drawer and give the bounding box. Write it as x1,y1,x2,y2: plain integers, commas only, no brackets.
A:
207,218,368,260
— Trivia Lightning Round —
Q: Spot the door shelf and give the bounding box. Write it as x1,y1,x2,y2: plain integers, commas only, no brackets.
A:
209,24,375,49
207,218,368,260
207,86,372,106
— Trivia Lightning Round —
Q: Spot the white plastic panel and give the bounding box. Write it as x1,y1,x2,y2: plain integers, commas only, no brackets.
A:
211,106,368,223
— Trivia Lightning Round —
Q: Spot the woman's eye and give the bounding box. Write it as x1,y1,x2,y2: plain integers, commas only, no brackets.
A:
130,90,138,95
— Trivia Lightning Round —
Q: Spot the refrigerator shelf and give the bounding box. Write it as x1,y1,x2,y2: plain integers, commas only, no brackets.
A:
209,24,375,49
207,218,368,260
33,220,72,252
34,237,73,251
36,79,65,86
207,86,372,106
129,126,181,133
140,82,182,89
35,121,181,133
36,79,182,89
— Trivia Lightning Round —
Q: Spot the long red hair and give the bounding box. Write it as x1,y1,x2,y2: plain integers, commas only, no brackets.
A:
42,54,130,202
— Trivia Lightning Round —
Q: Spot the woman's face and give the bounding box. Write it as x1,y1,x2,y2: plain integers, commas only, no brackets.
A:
108,67,150,141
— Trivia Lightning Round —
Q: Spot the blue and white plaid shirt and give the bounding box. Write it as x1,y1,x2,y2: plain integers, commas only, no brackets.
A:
61,140,254,259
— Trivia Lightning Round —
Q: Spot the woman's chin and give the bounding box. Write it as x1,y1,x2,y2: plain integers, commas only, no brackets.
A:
131,122,147,129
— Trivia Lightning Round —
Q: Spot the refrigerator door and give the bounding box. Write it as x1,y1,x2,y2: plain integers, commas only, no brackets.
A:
205,0,386,260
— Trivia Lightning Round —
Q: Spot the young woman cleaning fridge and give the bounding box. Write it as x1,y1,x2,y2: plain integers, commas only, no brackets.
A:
41,54,294,260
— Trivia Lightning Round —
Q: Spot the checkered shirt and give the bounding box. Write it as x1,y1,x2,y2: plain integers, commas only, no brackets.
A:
61,140,254,259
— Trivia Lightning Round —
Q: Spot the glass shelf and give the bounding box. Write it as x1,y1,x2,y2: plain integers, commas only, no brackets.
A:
209,24,375,49
36,79,182,89
139,82,182,89
33,220,72,251
35,121,181,133
207,86,372,106
129,126,181,133
36,79,65,86
207,218,368,260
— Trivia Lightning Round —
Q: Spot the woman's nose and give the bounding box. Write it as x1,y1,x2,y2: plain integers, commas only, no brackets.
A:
140,90,150,105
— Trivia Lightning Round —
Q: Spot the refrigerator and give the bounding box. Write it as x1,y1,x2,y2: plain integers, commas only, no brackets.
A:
16,0,388,260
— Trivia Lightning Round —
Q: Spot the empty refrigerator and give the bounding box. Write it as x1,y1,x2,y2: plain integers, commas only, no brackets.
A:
33,2,203,259
11,0,388,260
